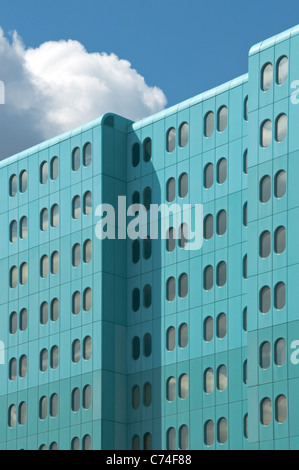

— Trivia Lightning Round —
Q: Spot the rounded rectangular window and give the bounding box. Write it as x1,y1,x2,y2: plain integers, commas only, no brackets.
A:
20,216,28,239
41,208,49,231
277,56,288,86
261,120,272,148
51,204,59,227
40,161,48,184
143,333,152,357
204,317,214,342
51,345,59,369
276,114,287,142
83,143,92,167
276,395,287,423
72,148,80,171
260,286,271,314
204,214,213,240
10,220,17,243
275,170,286,198
132,143,140,167
167,327,176,352
132,385,140,410
40,396,48,420
179,323,188,348
83,239,92,264
143,138,152,162
275,338,286,366
217,418,227,444
84,191,92,215
72,388,80,412
72,196,81,219
204,368,214,394
179,374,189,399
274,282,286,310
217,106,228,133
217,210,227,236
167,377,176,402
260,341,271,370
10,175,17,197
205,420,214,446
20,170,28,193
179,273,188,298
204,163,214,189
50,157,59,180
260,230,271,258
262,63,273,91
83,385,92,409
51,251,59,275
167,428,176,451
72,244,81,267
179,425,188,450
179,173,188,198
179,123,189,148
204,265,213,291
167,277,176,302
261,397,272,426
83,288,92,312
10,266,18,288
275,226,286,254
217,158,227,184
167,128,176,153
205,112,214,138
167,178,176,203
217,261,226,287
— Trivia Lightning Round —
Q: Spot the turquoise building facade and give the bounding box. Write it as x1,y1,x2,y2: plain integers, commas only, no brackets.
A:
0,25,299,450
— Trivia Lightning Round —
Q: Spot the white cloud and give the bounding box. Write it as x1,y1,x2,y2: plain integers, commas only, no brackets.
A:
0,28,167,159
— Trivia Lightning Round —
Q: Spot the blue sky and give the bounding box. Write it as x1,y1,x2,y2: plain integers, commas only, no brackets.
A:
0,0,299,158
2,0,299,106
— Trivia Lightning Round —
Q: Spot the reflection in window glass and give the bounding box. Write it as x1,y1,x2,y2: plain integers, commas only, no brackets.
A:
40,302,49,325
72,244,81,267
205,112,214,138
261,397,272,426
275,170,286,198
72,388,80,412
40,396,48,420
261,120,272,148
51,298,59,322
19,355,27,378
51,204,59,228
205,420,214,447
217,261,226,287
218,418,228,444
83,435,92,451
217,313,227,339
204,163,214,189
244,150,248,174
72,339,81,363
167,377,176,402
20,216,28,239
260,341,271,370
84,287,92,312
179,374,189,399
167,327,176,352
9,358,17,381
72,437,80,451
277,56,288,86
217,210,227,236
179,273,188,298
179,425,188,450
217,158,227,184
20,308,27,332
179,123,189,148
144,433,152,451
179,323,188,348
10,266,18,288
73,196,81,219
84,191,92,215
217,365,227,391
40,349,48,372
41,208,49,231
262,63,273,91
143,382,152,407
10,175,17,197
167,428,176,451
167,128,176,153
275,282,286,310
83,385,92,410
244,97,248,121
275,338,286,366
179,173,188,198
10,312,17,335
51,251,59,275
275,226,286,254
83,239,92,263
132,435,140,451
51,346,59,369
204,317,214,342
143,138,152,162
260,286,271,314
20,262,28,285
19,402,27,425
73,291,81,316
260,231,271,258
9,405,17,428
10,220,17,243
204,265,213,291
204,368,214,394
83,143,92,167
218,106,228,133
276,114,287,142
260,175,271,203
132,143,140,168
179,223,188,249
167,277,176,302
72,148,80,171
83,336,92,361
50,394,59,418
276,395,287,423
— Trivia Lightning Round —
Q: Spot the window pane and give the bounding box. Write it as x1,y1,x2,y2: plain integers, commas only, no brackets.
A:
73,291,81,315
204,265,213,291
50,394,59,418
83,336,92,360
132,288,140,312
179,374,189,399
10,220,17,243
179,323,188,348
83,435,92,451
217,365,227,391
40,396,48,420
244,149,248,174
167,178,176,203
144,433,152,451
20,170,28,193
205,368,214,394
51,346,59,369
276,395,287,423
275,282,286,310
166,227,176,252
276,114,287,142
73,196,81,219
40,349,48,372
217,210,227,236
217,261,226,287
51,204,59,227
40,161,48,184
218,106,228,133
72,437,80,450
167,128,176,153
261,120,272,148
20,216,28,239
83,143,92,167
72,340,81,363
41,208,49,231
179,173,188,198
179,223,188,249
275,338,286,366
19,355,27,378
204,317,214,342
84,239,92,263
83,385,92,409
262,63,273,91
10,174,17,197
20,262,28,285
51,298,59,322
179,273,188,298
143,236,151,260
51,251,59,274
132,191,140,205
132,143,140,167
277,56,288,86
132,240,140,264
167,277,176,301
244,97,248,121
10,312,17,335
72,148,80,171
205,421,214,446
72,388,80,412
167,428,176,451
143,138,152,162
205,112,214,138
51,157,59,180
132,436,140,451
132,337,140,360
260,231,271,258
275,170,286,198
218,418,228,444
143,382,152,407
179,122,189,148
275,226,286,254
243,203,247,226
143,333,152,357
260,175,271,203
10,266,18,288
260,286,271,314
179,425,188,450
260,341,271,369
84,288,92,312
9,405,17,428
132,385,140,409
167,327,176,352
217,158,227,184
9,358,17,381
143,284,152,308
72,244,81,267
20,308,28,331
19,402,27,425
261,398,272,426
217,313,227,339
143,187,151,211
40,302,49,325
204,214,213,240
167,377,176,402
84,191,92,215
204,163,214,189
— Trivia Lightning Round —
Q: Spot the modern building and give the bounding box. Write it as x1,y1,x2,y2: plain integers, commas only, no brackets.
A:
0,25,299,450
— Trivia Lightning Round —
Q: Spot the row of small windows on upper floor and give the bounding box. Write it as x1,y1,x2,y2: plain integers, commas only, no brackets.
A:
262,56,288,91
132,99,249,166
39,435,92,451
8,386,92,428
167,420,227,449
9,143,92,197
